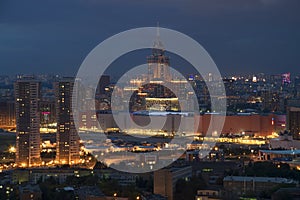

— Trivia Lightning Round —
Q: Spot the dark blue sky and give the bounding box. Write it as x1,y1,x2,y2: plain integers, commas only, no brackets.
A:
0,0,299,76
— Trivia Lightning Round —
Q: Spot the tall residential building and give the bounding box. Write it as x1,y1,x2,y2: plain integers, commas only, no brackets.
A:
15,77,41,167
0,101,15,130
55,78,80,165
287,106,300,140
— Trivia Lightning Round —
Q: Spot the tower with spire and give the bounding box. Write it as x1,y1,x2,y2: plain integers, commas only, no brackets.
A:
147,24,171,82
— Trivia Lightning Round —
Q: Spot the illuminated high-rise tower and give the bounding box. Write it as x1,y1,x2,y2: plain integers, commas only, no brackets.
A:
15,77,41,167
147,26,171,82
55,78,80,165
143,25,183,112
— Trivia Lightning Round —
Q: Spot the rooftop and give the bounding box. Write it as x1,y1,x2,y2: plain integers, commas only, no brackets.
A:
259,149,300,155
224,176,295,184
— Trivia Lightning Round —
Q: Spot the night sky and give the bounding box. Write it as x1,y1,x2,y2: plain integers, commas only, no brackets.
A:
0,0,300,76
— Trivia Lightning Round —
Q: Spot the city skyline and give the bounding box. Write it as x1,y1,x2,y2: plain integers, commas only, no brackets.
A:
2,1,300,199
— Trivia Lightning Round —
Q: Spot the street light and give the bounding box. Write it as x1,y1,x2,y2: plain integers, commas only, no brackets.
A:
8,146,16,153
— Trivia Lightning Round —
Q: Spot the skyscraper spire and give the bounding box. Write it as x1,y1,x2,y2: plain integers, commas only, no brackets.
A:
148,22,170,81
154,22,164,50
156,22,160,38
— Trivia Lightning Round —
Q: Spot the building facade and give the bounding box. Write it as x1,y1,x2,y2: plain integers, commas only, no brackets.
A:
197,113,286,137
15,77,41,167
0,101,15,130
223,176,296,196
287,106,300,140
154,166,192,200
55,78,80,165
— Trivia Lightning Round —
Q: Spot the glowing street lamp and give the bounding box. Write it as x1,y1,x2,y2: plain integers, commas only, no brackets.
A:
8,146,16,153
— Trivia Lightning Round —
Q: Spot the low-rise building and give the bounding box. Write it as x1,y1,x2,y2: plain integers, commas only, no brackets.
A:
75,186,105,200
258,149,300,161
29,168,92,184
19,184,42,200
12,168,92,185
223,176,296,196
195,189,222,200
154,165,192,200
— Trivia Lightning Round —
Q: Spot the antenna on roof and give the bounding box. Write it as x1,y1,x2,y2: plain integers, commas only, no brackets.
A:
153,22,164,50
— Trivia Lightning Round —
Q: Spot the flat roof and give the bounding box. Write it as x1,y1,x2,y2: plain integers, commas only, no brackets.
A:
259,149,300,155
224,176,294,183
133,111,191,116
